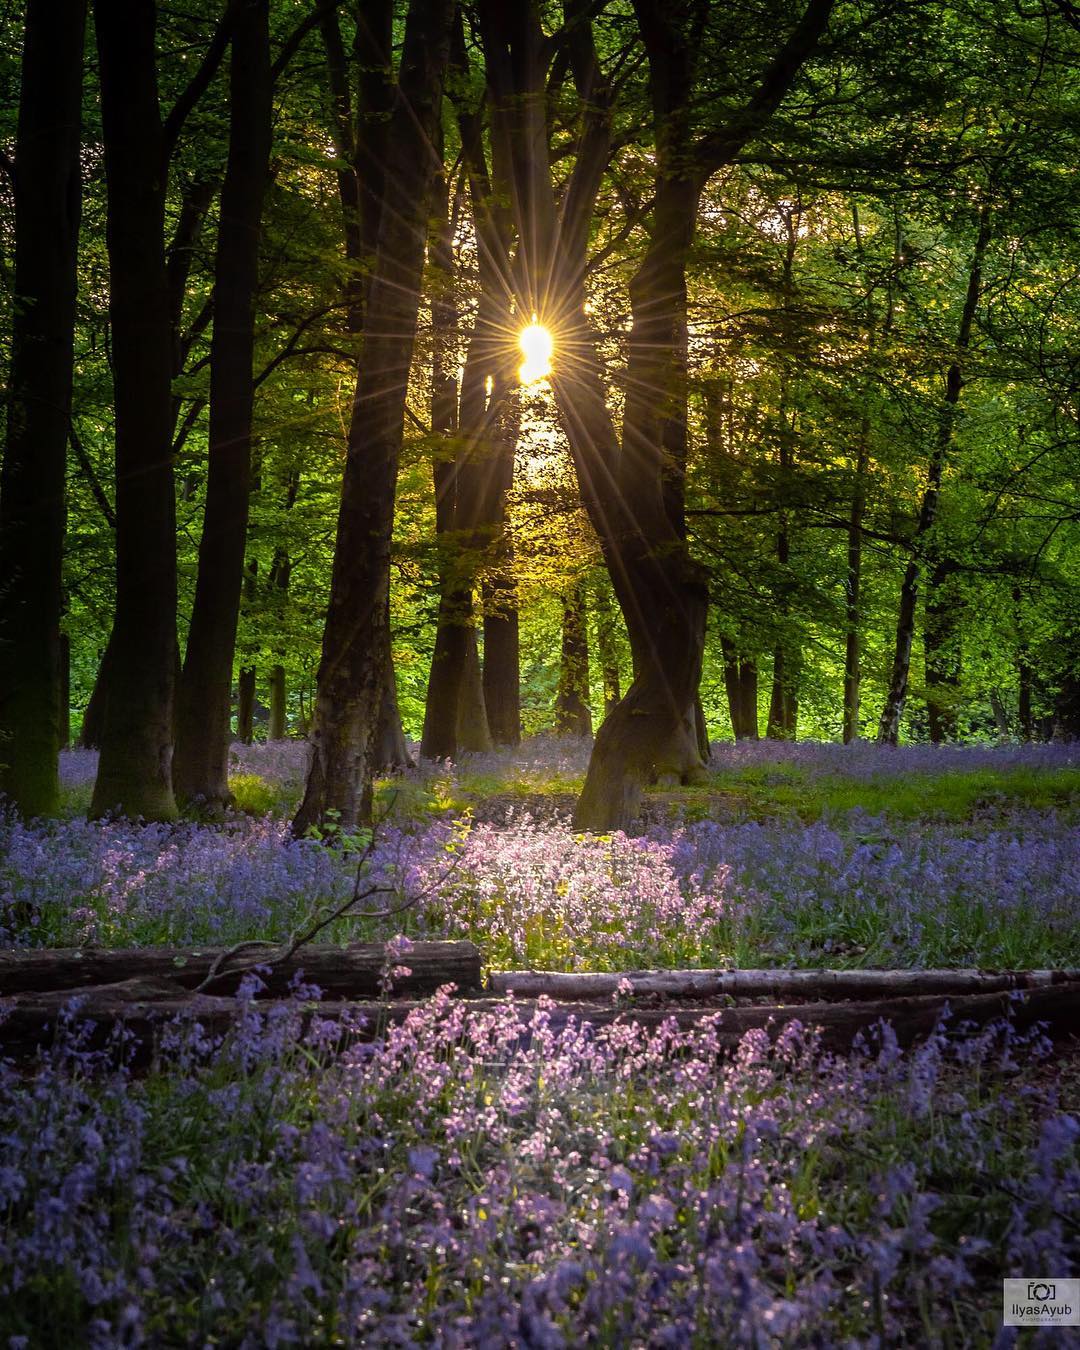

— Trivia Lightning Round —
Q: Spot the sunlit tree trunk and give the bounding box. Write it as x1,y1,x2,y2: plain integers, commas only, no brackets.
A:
554,586,592,736
294,0,453,834
374,632,412,768
174,0,271,808
0,0,85,818
483,580,521,745
594,585,623,720
479,393,522,747
420,163,482,761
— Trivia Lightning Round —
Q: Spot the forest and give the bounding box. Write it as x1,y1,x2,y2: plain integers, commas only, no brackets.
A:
1,0,1079,1345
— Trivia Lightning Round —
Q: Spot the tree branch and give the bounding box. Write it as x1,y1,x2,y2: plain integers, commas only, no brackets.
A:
161,0,241,160
694,0,835,186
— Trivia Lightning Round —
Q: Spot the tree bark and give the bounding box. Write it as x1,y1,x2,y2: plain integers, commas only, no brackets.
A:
488,966,1080,1001
925,559,962,742
58,632,72,751
0,0,86,818
174,0,272,808
90,0,180,820
479,397,521,747
374,634,413,771
0,940,482,999
420,163,474,762
268,664,287,740
456,628,493,752
318,0,411,777
294,0,454,835
721,637,759,740
843,440,867,743
80,640,111,749
766,212,801,743
594,585,623,719
236,666,256,744
483,575,521,746
554,585,592,736
6,980,1077,1065
766,646,799,740
878,206,991,745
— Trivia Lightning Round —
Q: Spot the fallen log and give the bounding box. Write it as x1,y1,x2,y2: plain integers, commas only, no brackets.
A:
486,966,1080,1002
3,977,1077,1064
0,940,482,999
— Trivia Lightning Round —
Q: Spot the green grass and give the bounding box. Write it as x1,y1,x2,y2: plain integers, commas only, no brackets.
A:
663,764,1080,823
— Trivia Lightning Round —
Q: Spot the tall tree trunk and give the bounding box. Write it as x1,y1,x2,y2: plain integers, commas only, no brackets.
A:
294,0,453,834
483,587,520,745
268,665,286,740
174,0,271,808
456,628,493,752
236,666,255,744
767,647,799,740
1054,674,1080,740
989,691,1010,739
319,0,409,771
878,206,991,745
844,431,868,743
374,633,412,769
80,640,111,749
90,0,179,820
766,212,801,743
843,201,887,745
265,473,299,743
58,633,72,752
421,283,511,758
721,637,759,740
1019,658,1034,742
479,398,521,748
0,0,85,818
420,162,472,762
594,585,622,719
266,542,291,743
554,585,592,736
1016,587,1034,742
925,559,961,742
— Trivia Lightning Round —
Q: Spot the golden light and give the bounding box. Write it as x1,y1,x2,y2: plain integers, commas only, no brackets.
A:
518,317,553,384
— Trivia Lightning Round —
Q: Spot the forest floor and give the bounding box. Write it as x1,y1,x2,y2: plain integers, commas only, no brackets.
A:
1,739,1078,1346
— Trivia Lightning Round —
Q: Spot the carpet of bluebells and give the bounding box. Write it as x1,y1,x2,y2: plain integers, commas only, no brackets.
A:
3,739,1078,971
1,740,1079,1346
1,986,1077,1346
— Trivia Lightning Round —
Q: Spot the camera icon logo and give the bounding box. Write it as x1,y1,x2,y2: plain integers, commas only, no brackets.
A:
1028,1282,1056,1303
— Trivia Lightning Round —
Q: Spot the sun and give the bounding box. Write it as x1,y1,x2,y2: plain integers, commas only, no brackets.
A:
518,318,553,384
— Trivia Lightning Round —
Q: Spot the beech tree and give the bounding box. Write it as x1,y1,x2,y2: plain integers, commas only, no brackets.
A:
293,0,454,834
477,0,835,828
174,0,272,808
0,0,86,818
